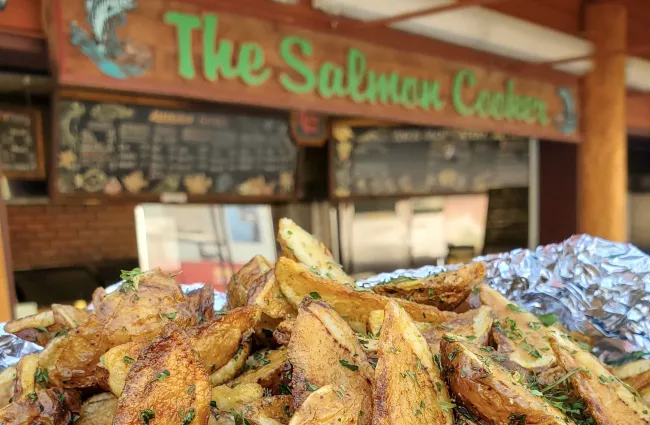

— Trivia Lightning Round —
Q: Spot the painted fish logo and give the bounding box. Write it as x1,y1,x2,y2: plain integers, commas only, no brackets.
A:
556,87,578,135
70,0,152,79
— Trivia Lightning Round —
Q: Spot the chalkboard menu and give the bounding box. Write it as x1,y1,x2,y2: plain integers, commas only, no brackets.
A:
331,124,529,198
55,99,297,200
0,108,45,179
483,187,529,254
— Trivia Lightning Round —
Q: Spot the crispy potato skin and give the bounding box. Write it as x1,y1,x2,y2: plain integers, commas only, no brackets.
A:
187,284,215,324
277,218,355,286
0,389,80,425
40,269,196,388
478,285,555,371
186,306,261,375
227,256,272,309
113,324,211,425
547,329,650,425
5,311,57,346
289,385,362,425
276,258,449,333
240,395,294,425
373,300,453,425
418,306,493,355
209,342,251,386
440,339,567,425
247,270,297,320
373,263,485,310
288,300,374,425
77,393,118,425
614,359,650,390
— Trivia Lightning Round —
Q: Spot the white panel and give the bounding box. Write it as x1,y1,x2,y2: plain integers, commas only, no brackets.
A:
314,0,650,92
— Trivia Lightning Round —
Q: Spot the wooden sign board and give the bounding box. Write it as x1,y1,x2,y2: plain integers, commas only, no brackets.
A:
52,92,297,203
0,107,45,179
50,1,579,142
331,122,529,199
290,111,329,147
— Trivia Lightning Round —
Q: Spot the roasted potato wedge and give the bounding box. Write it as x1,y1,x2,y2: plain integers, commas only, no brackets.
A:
98,340,147,396
52,304,90,329
248,270,297,320
77,393,118,425
0,389,80,425
234,395,294,425
212,383,264,412
0,366,16,408
12,354,39,402
278,218,354,286
187,283,216,324
101,306,261,396
614,359,650,390
227,256,273,309
288,385,362,425
479,284,555,371
39,269,196,388
547,329,650,425
228,347,292,395
288,300,374,425
113,324,211,425
373,263,485,310
276,257,449,333
374,300,453,425
210,342,251,386
418,306,493,355
186,306,261,378
440,337,568,425
5,311,57,346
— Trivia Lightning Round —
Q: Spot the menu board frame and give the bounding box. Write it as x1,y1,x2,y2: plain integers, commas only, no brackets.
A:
328,119,530,201
50,89,301,204
0,106,46,180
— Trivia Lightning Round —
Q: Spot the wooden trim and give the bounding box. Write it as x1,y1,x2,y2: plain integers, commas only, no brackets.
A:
0,0,44,39
51,89,300,204
2,107,46,180
0,175,15,322
361,0,511,27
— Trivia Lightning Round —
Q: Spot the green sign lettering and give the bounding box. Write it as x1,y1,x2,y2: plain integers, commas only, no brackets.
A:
279,36,316,94
163,11,558,129
164,11,201,79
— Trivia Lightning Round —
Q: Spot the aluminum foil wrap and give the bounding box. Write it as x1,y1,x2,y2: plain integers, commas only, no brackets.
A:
2,234,650,370
360,234,650,364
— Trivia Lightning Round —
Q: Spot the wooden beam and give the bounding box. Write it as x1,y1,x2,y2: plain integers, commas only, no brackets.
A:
361,0,510,27
579,2,627,242
523,44,650,69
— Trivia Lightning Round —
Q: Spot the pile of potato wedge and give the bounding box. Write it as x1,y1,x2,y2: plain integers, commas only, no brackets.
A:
2,217,650,425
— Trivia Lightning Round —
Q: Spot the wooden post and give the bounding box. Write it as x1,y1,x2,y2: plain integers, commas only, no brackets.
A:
579,2,627,241
0,191,14,322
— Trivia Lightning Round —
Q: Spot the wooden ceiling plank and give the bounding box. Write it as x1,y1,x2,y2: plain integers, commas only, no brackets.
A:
486,0,580,34
361,0,510,27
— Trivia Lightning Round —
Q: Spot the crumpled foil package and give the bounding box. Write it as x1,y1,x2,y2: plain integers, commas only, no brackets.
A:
2,234,649,370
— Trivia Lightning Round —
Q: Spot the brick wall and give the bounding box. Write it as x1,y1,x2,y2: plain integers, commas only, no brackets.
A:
7,204,138,271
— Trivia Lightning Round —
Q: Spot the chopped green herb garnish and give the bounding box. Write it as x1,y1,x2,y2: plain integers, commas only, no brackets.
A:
27,392,37,401
181,408,195,425
155,370,170,381
339,360,359,371
507,304,525,313
305,381,319,391
35,368,49,386
140,409,155,425
124,356,135,364
439,401,456,412
309,291,322,300
165,312,177,320
538,313,559,327
187,385,195,393
55,328,68,337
